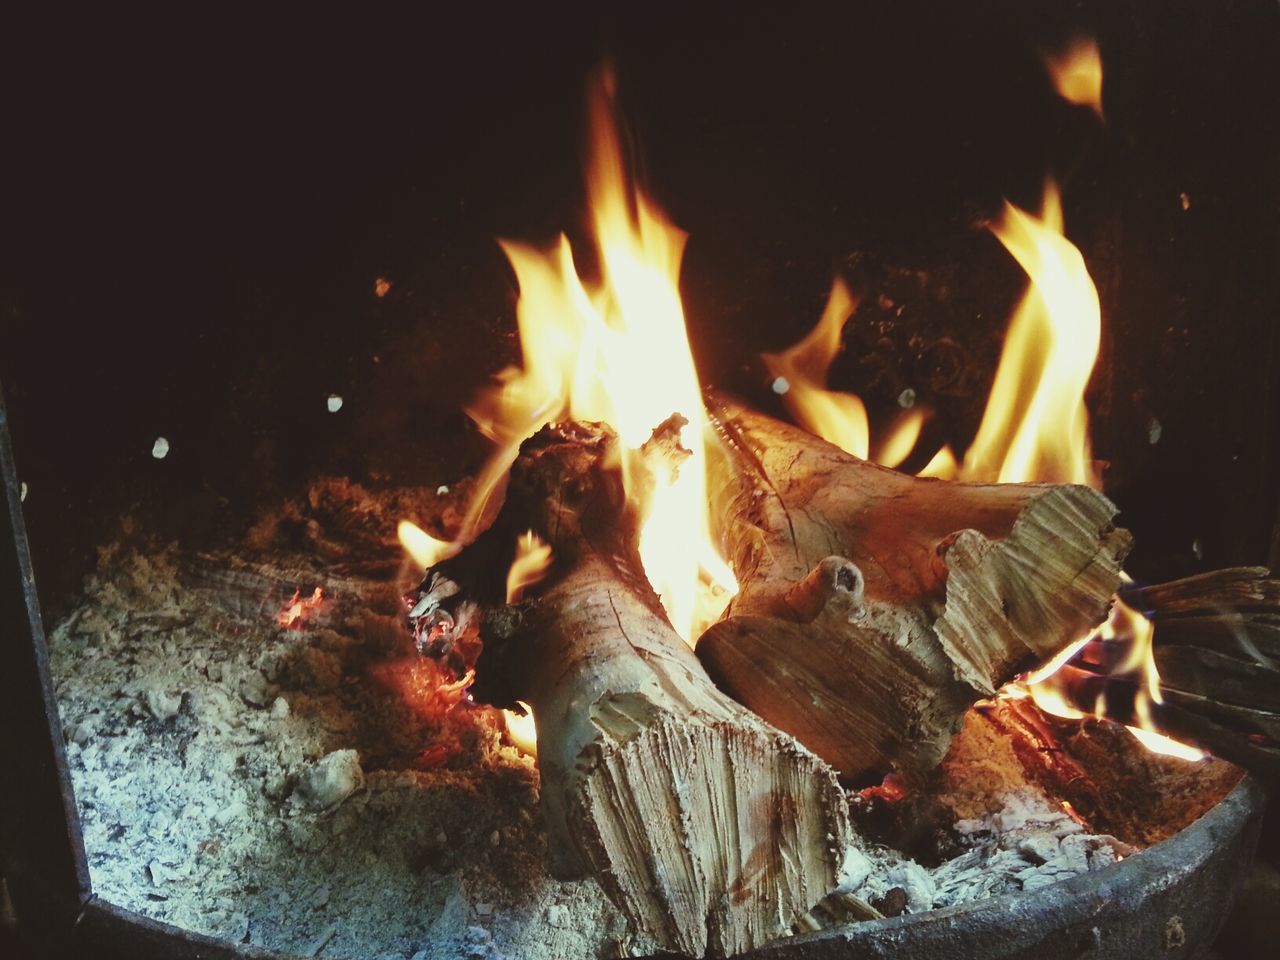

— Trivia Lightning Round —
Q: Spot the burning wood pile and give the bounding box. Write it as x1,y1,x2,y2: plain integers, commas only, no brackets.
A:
392,59,1277,958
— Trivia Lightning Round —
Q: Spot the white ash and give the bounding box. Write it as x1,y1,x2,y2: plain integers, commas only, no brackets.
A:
49,534,646,960
834,788,1129,918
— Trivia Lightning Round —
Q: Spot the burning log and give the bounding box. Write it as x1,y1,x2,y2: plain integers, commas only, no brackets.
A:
407,420,851,958
697,398,1132,785
1056,567,1280,780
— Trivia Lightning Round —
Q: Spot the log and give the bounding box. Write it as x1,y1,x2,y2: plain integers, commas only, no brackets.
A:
697,397,1132,786
1057,567,1280,781
406,420,851,958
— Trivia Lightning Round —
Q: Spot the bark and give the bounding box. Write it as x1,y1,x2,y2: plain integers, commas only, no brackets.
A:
407,421,850,958
696,397,1132,785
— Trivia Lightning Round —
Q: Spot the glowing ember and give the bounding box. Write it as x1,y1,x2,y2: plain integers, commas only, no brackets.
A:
277,586,323,628
447,67,736,643
1044,37,1104,118
503,701,537,755
506,531,552,604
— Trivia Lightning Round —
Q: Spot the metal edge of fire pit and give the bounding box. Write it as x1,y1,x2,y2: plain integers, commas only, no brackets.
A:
62,776,1263,960
736,775,1267,960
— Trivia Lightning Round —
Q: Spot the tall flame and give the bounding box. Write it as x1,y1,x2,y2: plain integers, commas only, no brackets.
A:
961,182,1099,486
455,68,735,643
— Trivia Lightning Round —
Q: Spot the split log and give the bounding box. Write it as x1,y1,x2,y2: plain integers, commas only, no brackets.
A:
407,420,851,958
697,397,1132,786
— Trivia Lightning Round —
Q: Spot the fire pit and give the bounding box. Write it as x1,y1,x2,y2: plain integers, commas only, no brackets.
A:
3,6,1278,960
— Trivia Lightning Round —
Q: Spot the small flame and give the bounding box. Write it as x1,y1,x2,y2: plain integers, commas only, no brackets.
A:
506,531,553,604
452,67,735,643
961,182,1099,485
277,586,323,628
398,519,454,569
503,701,538,755
1045,38,1104,118
918,444,958,480
763,278,869,459
1008,594,1208,762
874,410,927,470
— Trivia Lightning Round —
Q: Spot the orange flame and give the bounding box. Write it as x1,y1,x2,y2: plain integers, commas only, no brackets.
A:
449,68,735,643
277,587,323,628
506,531,552,604
1045,37,1104,118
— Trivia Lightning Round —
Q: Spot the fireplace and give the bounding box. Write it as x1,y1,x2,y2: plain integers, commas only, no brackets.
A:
2,3,1278,959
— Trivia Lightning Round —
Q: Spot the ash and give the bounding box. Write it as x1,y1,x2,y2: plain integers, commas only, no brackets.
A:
832,789,1130,922
48,480,645,960
43,479,1179,958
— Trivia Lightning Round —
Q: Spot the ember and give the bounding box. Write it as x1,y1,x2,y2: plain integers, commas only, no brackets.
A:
276,586,323,628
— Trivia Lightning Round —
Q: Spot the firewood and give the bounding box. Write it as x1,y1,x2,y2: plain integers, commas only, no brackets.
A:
697,397,1132,785
1059,567,1280,781
407,420,851,959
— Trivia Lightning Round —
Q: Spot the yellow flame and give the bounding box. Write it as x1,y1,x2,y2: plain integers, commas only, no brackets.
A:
398,520,454,568
1045,38,1104,118
874,409,927,470
503,701,538,756
506,531,553,604
918,444,958,480
763,278,869,459
452,68,735,643
961,182,1099,486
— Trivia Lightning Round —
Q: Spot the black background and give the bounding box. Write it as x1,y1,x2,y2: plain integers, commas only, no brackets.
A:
2,1,1278,611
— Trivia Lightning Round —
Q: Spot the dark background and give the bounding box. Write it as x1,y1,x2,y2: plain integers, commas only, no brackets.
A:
1,0,1277,613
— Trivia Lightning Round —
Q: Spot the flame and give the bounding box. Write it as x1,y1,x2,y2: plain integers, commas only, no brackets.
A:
918,444,958,480
1045,38,1104,118
506,531,553,603
967,179,1203,758
503,701,538,755
874,409,926,470
454,68,735,643
1010,596,1208,762
763,278,869,459
961,182,1099,485
398,519,454,568
277,586,323,628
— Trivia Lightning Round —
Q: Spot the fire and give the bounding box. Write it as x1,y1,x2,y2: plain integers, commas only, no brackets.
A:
961,182,1099,486
398,519,454,568
277,586,323,628
454,67,735,643
763,279,869,459
503,701,538,755
506,531,552,604
962,181,1202,757
762,280,930,469
1045,37,1104,118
